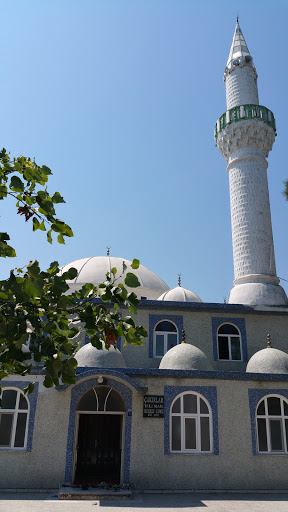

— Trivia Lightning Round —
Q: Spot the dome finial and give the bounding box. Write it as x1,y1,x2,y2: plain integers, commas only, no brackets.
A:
107,246,111,256
267,334,272,348
178,273,181,287
182,328,186,344
236,15,239,23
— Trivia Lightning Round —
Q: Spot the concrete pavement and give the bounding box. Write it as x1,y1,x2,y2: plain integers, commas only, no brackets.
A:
0,491,288,512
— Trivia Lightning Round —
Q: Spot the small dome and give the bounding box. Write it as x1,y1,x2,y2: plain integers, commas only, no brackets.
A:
158,286,202,303
159,343,213,371
246,347,288,374
75,342,126,368
60,256,169,300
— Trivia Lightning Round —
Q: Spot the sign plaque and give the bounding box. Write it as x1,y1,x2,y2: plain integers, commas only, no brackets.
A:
143,395,164,418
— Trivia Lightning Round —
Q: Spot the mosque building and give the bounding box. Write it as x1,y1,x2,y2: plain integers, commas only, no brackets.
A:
1,20,288,492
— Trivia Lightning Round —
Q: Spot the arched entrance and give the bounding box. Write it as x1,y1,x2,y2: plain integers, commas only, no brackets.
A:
74,386,126,484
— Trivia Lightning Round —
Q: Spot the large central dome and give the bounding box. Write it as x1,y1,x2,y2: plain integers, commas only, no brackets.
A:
60,256,169,300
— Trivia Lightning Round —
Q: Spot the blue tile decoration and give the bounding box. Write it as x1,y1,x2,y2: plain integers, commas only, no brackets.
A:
60,368,147,393
0,381,39,452
65,377,132,484
149,314,183,358
211,317,248,361
248,388,288,455
164,385,219,455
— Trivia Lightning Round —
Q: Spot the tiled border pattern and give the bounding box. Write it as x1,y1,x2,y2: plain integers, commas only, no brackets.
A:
149,314,183,358
0,381,39,452
164,385,219,455
211,317,248,361
248,388,288,455
65,377,132,483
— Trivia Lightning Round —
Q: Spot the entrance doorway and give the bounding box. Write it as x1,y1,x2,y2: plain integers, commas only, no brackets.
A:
74,386,125,484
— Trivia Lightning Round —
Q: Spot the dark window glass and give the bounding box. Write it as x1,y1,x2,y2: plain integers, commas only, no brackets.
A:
257,418,268,451
257,401,265,416
185,418,196,449
200,398,209,414
77,389,97,411
168,333,177,349
155,321,176,332
286,419,288,450
183,394,197,414
1,390,17,409
267,397,281,416
270,420,283,451
218,324,239,335
14,413,27,447
96,386,110,411
0,414,13,446
231,337,241,360
172,397,180,413
155,335,164,357
218,336,229,359
284,401,288,416
200,417,210,451
171,416,181,451
19,394,28,410
106,389,125,412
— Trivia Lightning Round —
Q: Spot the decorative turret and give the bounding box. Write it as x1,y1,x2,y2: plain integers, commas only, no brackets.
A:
215,20,287,306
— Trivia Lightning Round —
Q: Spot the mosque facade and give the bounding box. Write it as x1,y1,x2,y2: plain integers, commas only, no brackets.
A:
1,21,288,492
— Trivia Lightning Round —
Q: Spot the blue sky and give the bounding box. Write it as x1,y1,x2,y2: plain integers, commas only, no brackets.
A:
1,0,288,303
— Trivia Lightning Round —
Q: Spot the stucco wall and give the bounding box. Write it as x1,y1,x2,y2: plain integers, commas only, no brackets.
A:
121,306,288,371
129,375,288,490
0,376,71,489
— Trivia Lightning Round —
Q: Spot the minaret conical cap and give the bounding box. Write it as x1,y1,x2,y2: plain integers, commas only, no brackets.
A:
226,20,251,68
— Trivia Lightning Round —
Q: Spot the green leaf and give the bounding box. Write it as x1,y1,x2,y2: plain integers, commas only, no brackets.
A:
23,382,35,395
47,229,52,244
32,217,40,231
111,267,117,276
39,220,46,231
10,175,24,192
131,259,140,270
57,233,65,244
23,276,43,298
124,272,140,288
47,261,59,275
52,191,65,204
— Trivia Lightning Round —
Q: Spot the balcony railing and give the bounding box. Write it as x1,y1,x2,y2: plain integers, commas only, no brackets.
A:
215,104,276,141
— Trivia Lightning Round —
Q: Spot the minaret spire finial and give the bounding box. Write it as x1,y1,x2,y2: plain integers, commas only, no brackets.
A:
236,15,238,23
267,334,272,348
107,246,111,256
181,328,186,344
178,273,181,287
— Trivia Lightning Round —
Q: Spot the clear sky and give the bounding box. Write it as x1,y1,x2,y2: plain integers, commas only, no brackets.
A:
1,0,288,303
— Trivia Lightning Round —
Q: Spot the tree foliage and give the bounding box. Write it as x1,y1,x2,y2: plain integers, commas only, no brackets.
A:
0,149,147,393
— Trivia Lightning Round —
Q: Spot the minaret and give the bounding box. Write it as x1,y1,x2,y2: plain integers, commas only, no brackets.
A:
215,20,287,306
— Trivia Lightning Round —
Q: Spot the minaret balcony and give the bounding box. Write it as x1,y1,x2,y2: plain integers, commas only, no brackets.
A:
214,104,276,141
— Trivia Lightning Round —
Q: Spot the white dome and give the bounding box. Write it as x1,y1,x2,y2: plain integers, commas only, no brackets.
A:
246,347,288,374
75,342,126,368
158,286,202,303
159,343,213,371
60,256,169,300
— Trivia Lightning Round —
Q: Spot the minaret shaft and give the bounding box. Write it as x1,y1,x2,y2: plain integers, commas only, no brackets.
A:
216,21,287,306
229,151,276,279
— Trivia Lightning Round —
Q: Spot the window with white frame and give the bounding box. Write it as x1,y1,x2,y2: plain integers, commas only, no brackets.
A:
170,392,212,453
256,395,288,453
154,320,178,358
0,388,29,449
217,323,242,360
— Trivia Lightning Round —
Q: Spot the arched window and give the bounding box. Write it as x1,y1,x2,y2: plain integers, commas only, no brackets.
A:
217,323,242,360
256,395,288,453
154,320,178,358
170,392,212,453
77,386,125,412
0,388,29,449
